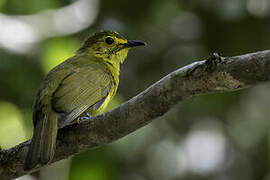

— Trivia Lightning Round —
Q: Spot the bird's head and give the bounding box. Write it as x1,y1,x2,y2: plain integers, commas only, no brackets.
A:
77,30,146,64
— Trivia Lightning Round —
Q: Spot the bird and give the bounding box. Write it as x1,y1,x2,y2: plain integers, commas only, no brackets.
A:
24,30,146,170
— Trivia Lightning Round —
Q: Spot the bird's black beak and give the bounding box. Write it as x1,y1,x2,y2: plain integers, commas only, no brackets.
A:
124,40,146,47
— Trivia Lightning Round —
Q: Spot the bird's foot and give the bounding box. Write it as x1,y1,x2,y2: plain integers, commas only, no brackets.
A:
77,112,92,124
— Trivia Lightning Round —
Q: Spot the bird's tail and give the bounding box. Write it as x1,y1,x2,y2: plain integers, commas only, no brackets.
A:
24,112,58,171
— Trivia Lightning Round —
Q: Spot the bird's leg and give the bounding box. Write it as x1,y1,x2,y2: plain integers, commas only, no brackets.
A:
77,112,92,123
85,112,91,118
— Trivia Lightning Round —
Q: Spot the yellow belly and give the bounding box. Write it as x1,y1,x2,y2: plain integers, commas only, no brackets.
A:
89,90,114,116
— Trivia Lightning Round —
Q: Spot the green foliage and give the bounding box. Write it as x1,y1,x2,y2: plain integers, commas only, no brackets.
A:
41,37,80,73
1,0,65,14
70,148,119,180
103,95,124,112
0,101,27,149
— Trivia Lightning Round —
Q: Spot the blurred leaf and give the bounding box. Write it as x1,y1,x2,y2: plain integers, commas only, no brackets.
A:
22,108,33,139
0,0,7,9
0,101,27,149
102,94,125,113
41,37,80,73
2,0,66,14
70,148,119,180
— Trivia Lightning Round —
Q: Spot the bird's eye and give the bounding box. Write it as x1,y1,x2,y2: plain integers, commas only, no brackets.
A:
105,37,114,45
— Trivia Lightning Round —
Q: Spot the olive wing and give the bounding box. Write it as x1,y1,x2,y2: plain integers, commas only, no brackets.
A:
52,64,113,127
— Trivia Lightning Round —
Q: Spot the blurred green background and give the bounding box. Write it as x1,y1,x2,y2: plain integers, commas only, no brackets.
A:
0,0,270,180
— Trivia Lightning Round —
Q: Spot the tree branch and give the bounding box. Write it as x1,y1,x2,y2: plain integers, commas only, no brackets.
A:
1,50,270,179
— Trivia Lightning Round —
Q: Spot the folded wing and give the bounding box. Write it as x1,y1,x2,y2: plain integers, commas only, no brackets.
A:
52,63,113,128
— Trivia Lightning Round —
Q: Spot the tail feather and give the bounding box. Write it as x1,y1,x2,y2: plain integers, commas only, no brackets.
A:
24,113,58,171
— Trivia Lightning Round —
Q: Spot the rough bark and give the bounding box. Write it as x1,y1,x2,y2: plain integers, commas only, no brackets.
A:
1,50,270,179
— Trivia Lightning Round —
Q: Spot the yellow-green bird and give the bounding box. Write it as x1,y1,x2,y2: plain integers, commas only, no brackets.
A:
24,31,145,170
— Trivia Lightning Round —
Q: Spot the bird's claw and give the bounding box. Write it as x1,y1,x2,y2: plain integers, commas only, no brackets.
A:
77,112,92,124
